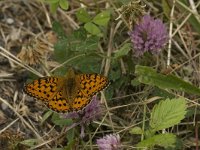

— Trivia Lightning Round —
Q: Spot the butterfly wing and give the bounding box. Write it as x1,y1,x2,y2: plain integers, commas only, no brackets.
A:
24,76,72,113
79,74,110,97
71,90,91,111
47,91,71,113
23,77,61,101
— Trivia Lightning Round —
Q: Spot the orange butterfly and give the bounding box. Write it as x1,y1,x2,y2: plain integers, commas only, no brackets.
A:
23,68,110,113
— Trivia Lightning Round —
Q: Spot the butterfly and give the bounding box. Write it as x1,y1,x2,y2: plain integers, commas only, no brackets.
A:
23,68,110,113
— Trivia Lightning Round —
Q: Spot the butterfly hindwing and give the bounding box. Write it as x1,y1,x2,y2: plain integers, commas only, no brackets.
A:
71,90,91,111
47,91,71,113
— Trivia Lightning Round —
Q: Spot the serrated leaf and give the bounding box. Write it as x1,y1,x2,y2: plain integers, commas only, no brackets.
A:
135,65,200,96
114,43,131,58
137,133,176,148
130,126,143,134
59,0,69,10
150,98,187,131
93,11,110,26
76,8,91,23
20,139,38,147
84,22,101,35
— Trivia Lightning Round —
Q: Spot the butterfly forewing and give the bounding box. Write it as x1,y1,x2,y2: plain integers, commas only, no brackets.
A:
23,77,60,101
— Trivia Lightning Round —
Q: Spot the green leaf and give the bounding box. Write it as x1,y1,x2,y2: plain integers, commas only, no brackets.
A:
130,126,143,135
51,112,73,126
65,138,76,150
162,0,170,18
71,54,102,73
52,21,66,38
135,65,200,96
45,0,59,3
59,0,69,10
50,2,59,13
76,8,91,23
70,35,99,52
93,11,111,26
20,139,38,147
150,98,187,131
54,38,70,63
84,22,101,35
152,87,175,99
131,79,141,86
114,43,131,58
41,111,53,124
73,27,87,40
137,133,176,148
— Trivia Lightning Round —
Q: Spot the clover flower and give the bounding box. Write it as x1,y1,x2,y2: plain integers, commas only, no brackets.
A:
129,15,168,56
96,134,121,150
61,96,102,138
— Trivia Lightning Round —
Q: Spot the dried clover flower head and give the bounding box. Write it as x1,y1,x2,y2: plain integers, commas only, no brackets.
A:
17,31,57,65
17,39,49,65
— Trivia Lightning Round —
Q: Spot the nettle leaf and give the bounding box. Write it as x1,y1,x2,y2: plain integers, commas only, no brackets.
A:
150,98,187,131
114,43,131,58
93,11,111,26
137,133,176,148
84,22,101,35
135,65,200,96
76,8,91,23
59,0,69,10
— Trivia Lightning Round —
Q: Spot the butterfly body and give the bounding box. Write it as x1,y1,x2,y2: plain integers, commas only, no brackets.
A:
24,69,109,113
